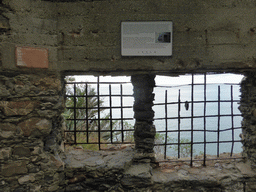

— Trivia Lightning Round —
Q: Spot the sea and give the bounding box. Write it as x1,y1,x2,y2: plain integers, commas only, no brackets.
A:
73,74,244,157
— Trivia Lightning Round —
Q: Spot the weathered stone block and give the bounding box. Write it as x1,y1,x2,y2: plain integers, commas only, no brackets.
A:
133,103,154,112
13,146,31,157
0,86,10,97
134,111,155,121
65,184,83,192
31,147,42,155
18,175,35,184
135,138,155,152
0,101,36,116
122,164,152,188
49,154,65,169
134,122,156,138
0,148,12,160
1,161,28,177
33,77,61,92
18,118,52,137
28,185,42,192
0,123,19,138
131,75,155,88
37,110,58,118
0,15,10,31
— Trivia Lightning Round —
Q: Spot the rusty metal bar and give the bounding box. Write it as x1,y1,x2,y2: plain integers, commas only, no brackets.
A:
109,85,113,144
231,85,235,156
73,84,77,144
164,90,168,159
155,126,242,133
157,156,244,163
120,84,124,143
190,74,194,167
153,99,240,106
153,113,241,121
178,89,181,158
97,76,101,150
154,139,242,146
217,85,220,157
86,83,89,143
203,73,207,166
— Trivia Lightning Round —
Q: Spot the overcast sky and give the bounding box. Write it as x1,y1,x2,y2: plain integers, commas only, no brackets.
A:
73,73,244,85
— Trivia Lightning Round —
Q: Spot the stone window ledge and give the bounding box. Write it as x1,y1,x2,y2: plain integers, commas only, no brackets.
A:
63,147,256,191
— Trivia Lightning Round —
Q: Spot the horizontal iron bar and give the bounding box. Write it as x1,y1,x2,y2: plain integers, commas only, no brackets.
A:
154,99,240,105
65,94,133,97
155,127,242,133
65,82,131,85
66,118,134,121
157,157,244,163
65,106,133,110
154,114,241,120
64,129,134,133
155,82,240,88
154,140,242,146
64,141,134,145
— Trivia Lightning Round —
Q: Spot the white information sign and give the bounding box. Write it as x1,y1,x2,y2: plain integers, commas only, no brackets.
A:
121,21,173,56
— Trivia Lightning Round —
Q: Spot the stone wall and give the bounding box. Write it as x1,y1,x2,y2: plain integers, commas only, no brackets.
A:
54,0,256,74
0,0,256,75
63,146,256,192
0,0,256,191
240,72,256,169
0,72,65,192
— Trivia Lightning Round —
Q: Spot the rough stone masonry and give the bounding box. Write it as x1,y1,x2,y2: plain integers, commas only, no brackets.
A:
1,0,256,191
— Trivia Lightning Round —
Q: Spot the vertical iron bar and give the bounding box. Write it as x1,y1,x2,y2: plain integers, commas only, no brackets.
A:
120,84,124,143
109,85,113,144
178,89,181,158
164,90,168,159
217,85,221,157
86,83,89,143
230,85,234,156
74,83,77,144
190,74,194,167
97,77,101,150
203,73,207,166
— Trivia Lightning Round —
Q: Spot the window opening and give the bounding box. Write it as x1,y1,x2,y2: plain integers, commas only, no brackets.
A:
64,76,135,151
153,73,244,166
63,73,244,166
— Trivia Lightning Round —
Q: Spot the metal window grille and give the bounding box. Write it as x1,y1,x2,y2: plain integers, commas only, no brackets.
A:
153,73,243,166
64,74,243,166
64,76,135,150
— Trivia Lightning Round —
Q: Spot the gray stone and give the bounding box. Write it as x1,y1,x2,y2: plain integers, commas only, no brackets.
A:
236,162,256,177
37,110,58,118
0,131,15,138
34,119,52,136
18,175,35,185
18,118,52,137
124,164,152,178
0,148,12,160
134,122,156,138
0,101,36,116
1,161,28,177
28,185,41,192
65,184,84,192
0,86,10,97
48,184,59,192
177,169,189,176
13,146,31,157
